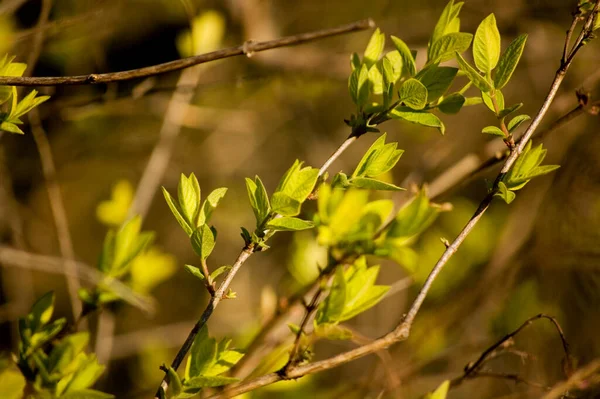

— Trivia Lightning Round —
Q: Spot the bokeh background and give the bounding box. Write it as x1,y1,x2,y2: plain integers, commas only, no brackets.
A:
1,0,599,398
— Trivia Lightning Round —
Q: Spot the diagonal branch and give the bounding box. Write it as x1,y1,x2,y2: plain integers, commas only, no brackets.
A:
0,19,374,87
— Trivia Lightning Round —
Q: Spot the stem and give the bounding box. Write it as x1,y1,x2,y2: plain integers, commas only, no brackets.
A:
318,136,357,177
0,19,375,86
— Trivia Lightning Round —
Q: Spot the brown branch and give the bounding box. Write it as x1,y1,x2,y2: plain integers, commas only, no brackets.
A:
0,19,374,87
208,5,598,397
0,0,28,16
451,314,572,388
543,359,600,399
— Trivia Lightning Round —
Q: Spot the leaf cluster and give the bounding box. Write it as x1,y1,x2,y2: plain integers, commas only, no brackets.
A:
12,292,112,399
0,55,50,134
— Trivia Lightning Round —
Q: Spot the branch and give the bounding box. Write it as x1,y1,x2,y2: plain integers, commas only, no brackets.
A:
451,314,572,388
208,5,599,397
543,359,600,399
0,19,374,86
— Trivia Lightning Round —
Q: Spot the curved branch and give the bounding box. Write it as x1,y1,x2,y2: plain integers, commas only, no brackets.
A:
0,19,374,86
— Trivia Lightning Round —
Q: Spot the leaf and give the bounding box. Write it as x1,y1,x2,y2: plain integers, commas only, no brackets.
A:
314,323,353,340
162,187,193,236
186,326,217,379
352,133,404,178
59,354,106,394
428,32,472,63
0,368,26,399
341,285,389,321
48,332,90,373
363,28,385,67
96,180,134,227
494,181,516,204
184,264,205,280
348,177,404,191
481,90,504,114
178,173,200,226
430,0,464,47
190,224,216,260
386,189,441,243
357,63,370,106
197,187,227,227
0,121,24,135
463,96,483,106
481,125,505,137
494,34,527,89
473,14,501,72
271,193,301,217
368,62,384,95
384,50,403,82
350,52,361,70
437,93,465,114
389,108,445,134
28,291,54,331
184,375,239,388
10,90,49,119
416,65,458,102
498,103,523,118
316,267,347,325
507,114,531,132
424,380,450,399
245,176,271,227
391,36,416,77
210,265,231,281
398,78,428,110
167,367,183,397
266,217,315,231
455,52,492,92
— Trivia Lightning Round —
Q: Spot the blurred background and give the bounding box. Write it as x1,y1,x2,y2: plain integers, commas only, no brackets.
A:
0,0,599,398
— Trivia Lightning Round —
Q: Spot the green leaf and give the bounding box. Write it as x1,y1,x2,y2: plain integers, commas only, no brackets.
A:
48,332,90,373
10,90,49,119
357,63,370,106
266,217,314,231
481,125,505,137
463,96,483,106
428,32,472,63
368,63,384,95
398,78,428,110
316,266,347,325
186,326,217,379
494,34,527,89
167,366,183,397
314,323,353,340
184,375,239,388
350,52,361,70
391,36,416,77
424,380,450,399
28,291,54,331
58,354,106,395
59,389,114,399
498,103,523,118
210,265,231,281
30,318,66,349
437,93,465,114
0,121,24,135
0,368,26,399
384,50,403,83
352,133,404,178
481,90,504,114
505,141,560,190
190,225,216,260
178,174,200,226
494,181,516,204
430,1,464,47
348,67,360,104
389,108,445,134
473,14,501,72
271,193,301,217
386,189,441,244
245,176,271,228
162,187,193,236
349,177,404,191
197,187,227,227
416,65,458,102
341,285,389,321
363,28,385,67
455,52,492,92
507,114,531,132
184,264,205,280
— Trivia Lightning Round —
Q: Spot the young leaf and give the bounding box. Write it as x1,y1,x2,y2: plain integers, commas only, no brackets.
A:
167,367,182,397
428,32,472,63
352,133,404,178
498,102,523,118
437,93,465,114
389,108,445,134
416,65,458,102
271,160,319,216
210,265,231,281
186,326,217,379
162,187,193,236
430,1,464,47
266,217,314,231
197,187,227,227
384,50,403,82
398,78,428,110
245,176,271,228
184,375,239,388
178,174,200,226
473,14,501,73
386,189,441,244
363,28,385,67
507,114,531,132
424,380,450,399
184,264,205,280
357,63,370,106
190,225,216,260
391,36,416,77
481,125,505,137
270,193,301,217
495,181,516,204
481,90,504,114
0,121,24,135
455,52,492,92
27,291,55,331
505,141,560,190
0,368,26,399
350,52,361,70
316,267,347,325
494,34,528,89
348,177,404,191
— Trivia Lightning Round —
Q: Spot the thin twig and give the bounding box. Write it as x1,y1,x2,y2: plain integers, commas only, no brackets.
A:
208,6,598,397
0,19,374,86
542,359,600,399
451,314,572,388
0,0,28,16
